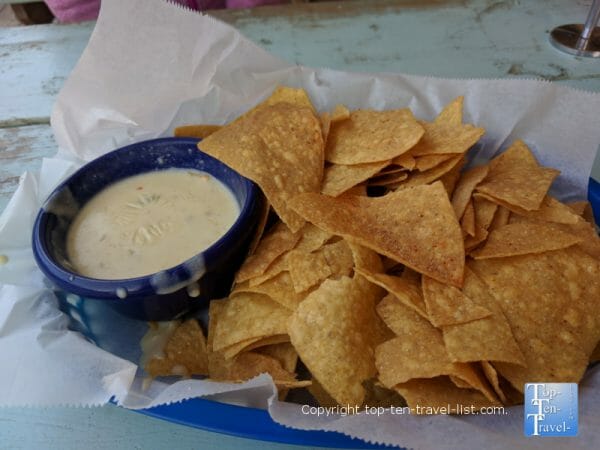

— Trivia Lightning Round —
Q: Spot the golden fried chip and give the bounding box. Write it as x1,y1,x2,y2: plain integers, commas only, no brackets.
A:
451,165,489,218
293,223,333,253
174,124,222,139
367,171,409,187
308,378,339,407
235,222,300,283
395,155,464,190
395,377,498,413
410,97,485,157
364,272,428,319
321,160,390,197
488,205,511,232
222,334,291,360
288,276,383,406
472,195,498,231
207,299,234,379
290,182,465,287
227,352,310,389
320,112,331,143
438,156,466,196
481,361,508,404
286,249,332,293
331,104,350,122
234,272,307,310
470,248,600,391
392,153,417,171
262,86,316,111
461,200,476,237
199,102,324,232
257,342,298,374
212,292,291,354
478,193,581,225
145,320,209,377
320,240,355,278
422,276,492,327
325,109,424,164
441,269,525,365
415,154,459,172
374,301,483,388
471,222,582,259
568,200,596,226
476,140,560,211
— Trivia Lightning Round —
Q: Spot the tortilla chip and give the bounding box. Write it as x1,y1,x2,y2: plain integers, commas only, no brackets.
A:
364,273,428,318
479,193,581,225
262,85,316,111
331,104,351,122
257,342,298,374
395,377,498,413
393,153,417,170
435,96,464,126
308,378,339,407
320,240,355,278
481,361,508,404
174,124,222,139
145,319,209,377
212,292,291,354
451,165,489,218
320,112,331,143
410,97,485,157
438,156,466,196
476,140,560,211
472,195,498,231
461,200,476,237
222,334,291,360
227,352,309,389
568,200,596,226
199,102,324,232
422,276,492,327
374,300,481,387
288,276,383,406
470,248,600,391
367,171,409,187
286,248,333,293
207,299,234,379
471,222,582,259
441,269,525,365
325,109,424,164
322,160,390,197
290,182,465,287
415,154,459,172
394,155,464,190
234,272,307,310
488,205,511,232
293,223,333,253
235,222,300,283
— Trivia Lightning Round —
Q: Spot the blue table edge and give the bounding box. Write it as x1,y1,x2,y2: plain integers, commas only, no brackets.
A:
127,178,600,449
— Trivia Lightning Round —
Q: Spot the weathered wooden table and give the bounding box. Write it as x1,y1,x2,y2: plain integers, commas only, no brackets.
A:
1,1,599,449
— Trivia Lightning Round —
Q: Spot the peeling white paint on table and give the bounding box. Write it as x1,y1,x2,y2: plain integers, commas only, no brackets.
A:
0,1,599,449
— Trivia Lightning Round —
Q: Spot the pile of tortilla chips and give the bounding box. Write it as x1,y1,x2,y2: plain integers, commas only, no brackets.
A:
147,86,600,413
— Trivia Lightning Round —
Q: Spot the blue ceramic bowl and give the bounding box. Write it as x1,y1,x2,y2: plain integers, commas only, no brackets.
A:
32,137,264,321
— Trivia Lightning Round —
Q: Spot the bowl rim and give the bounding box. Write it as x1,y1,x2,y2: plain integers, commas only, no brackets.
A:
32,137,260,299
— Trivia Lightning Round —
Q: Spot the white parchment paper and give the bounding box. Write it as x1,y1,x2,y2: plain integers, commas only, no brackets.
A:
1,0,600,447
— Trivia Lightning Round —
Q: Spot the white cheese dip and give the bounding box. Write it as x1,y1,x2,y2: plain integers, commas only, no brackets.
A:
66,169,240,280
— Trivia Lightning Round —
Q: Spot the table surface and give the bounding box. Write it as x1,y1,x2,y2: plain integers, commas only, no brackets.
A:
1,0,599,449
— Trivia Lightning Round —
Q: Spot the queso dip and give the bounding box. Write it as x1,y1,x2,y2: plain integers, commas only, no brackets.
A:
66,169,240,280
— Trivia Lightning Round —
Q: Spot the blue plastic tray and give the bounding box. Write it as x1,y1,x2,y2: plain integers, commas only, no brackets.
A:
129,178,600,449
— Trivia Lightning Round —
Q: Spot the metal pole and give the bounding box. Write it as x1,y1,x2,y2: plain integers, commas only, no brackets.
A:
550,0,600,57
